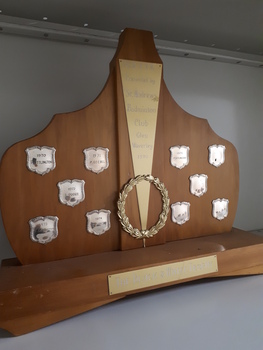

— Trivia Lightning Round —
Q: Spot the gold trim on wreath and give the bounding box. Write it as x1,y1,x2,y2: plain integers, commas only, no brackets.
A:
117,174,170,239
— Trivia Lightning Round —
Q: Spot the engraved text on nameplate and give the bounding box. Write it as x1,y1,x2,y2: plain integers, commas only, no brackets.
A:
25,146,56,175
108,255,218,295
83,147,109,174
119,59,162,230
86,209,111,235
170,145,190,169
57,179,85,207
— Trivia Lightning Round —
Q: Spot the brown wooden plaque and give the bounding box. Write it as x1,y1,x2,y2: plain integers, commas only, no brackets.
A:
0,28,239,264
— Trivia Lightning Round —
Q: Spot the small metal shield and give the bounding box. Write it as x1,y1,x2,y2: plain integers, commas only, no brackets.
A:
208,144,226,167
29,216,58,244
83,147,109,174
25,146,56,175
170,145,190,169
171,202,190,225
212,198,229,220
86,209,111,235
57,179,85,207
189,174,208,197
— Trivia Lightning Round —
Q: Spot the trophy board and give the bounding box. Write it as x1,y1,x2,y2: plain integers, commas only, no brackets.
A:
1,28,262,336
0,29,238,263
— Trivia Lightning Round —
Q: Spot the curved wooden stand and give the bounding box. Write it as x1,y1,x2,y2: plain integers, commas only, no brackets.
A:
0,28,263,335
1,228,263,336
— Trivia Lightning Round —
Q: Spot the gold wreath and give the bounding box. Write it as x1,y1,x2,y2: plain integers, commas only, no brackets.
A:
117,174,170,239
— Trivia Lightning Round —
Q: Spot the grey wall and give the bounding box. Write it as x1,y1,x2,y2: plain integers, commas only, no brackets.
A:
0,33,262,260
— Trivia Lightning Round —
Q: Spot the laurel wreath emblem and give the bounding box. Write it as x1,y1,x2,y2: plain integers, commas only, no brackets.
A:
117,174,170,240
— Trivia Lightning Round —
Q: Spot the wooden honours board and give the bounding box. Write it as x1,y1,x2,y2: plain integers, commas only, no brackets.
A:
1,28,263,336
0,28,239,264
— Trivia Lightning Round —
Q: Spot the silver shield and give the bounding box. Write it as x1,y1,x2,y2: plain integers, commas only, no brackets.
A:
171,202,190,225
189,174,208,197
212,198,229,220
57,179,85,207
86,209,111,235
83,147,109,174
170,145,190,169
25,146,56,175
208,144,226,167
29,216,58,244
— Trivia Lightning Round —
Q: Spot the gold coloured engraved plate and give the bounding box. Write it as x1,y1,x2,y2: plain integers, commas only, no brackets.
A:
208,144,226,167
119,59,162,230
57,179,85,207
170,145,190,169
212,198,229,220
29,216,58,244
83,147,109,174
25,146,56,175
108,255,218,295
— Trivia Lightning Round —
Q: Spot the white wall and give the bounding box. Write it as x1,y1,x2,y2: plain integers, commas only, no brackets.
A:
0,33,262,260
162,55,263,231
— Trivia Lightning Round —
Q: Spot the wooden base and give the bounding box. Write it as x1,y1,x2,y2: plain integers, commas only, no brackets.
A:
1,228,263,336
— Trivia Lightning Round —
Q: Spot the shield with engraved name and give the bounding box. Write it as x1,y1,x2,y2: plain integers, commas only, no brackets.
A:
29,216,58,244
208,144,225,167
83,147,109,174
57,179,85,207
189,174,208,197
25,146,56,175
171,202,190,225
170,145,190,169
86,209,111,235
212,198,229,220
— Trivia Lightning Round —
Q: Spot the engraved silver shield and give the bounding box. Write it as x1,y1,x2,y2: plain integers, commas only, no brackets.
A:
57,179,85,207
170,145,190,169
208,144,226,167
189,174,208,197
83,147,109,174
86,209,111,235
171,202,190,225
29,216,58,244
25,146,56,175
212,198,229,220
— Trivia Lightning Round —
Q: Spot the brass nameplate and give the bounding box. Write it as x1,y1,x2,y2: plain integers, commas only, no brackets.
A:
108,255,218,295
119,59,162,230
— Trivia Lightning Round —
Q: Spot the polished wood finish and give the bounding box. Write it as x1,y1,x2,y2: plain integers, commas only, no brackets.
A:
0,28,239,263
1,228,263,336
0,73,120,264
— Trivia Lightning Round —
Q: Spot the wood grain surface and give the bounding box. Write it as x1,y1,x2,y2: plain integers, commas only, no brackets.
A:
0,28,239,264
